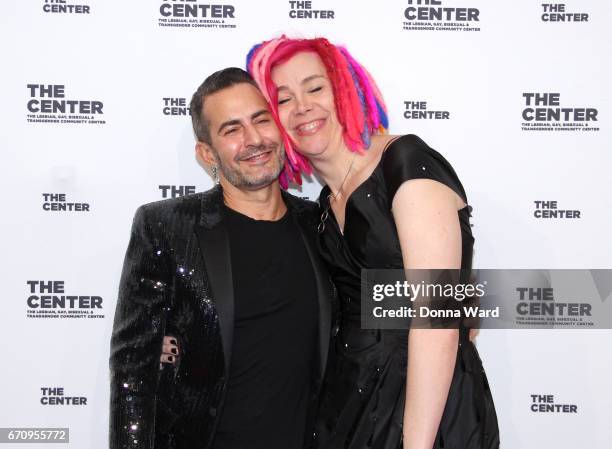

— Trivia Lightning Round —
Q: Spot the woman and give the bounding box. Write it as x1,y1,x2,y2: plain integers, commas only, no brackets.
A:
246,36,499,449
164,36,499,448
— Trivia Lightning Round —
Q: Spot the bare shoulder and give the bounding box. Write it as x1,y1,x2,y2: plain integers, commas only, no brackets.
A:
371,134,402,155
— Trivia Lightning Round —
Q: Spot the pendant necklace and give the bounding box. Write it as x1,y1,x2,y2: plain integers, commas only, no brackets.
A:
318,153,357,234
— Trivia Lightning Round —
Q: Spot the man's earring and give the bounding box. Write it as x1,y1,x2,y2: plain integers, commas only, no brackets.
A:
211,165,220,185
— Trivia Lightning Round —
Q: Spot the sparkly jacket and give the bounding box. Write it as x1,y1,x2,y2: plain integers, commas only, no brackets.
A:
109,185,334,449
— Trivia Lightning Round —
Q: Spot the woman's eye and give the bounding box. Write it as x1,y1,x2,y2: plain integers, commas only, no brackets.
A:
308,86,323,93
278,98,290,105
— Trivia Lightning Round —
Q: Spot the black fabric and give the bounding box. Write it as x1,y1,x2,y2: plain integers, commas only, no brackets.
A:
211,206,318,449
313,135,499,449
382,134,468,205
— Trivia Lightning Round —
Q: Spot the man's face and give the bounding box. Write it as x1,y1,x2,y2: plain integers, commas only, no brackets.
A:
198,83,284,190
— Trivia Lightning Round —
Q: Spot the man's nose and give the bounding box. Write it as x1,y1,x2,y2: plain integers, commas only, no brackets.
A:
244,123,264,147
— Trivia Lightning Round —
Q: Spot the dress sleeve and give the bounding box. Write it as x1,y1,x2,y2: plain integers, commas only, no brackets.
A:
381,134,468,205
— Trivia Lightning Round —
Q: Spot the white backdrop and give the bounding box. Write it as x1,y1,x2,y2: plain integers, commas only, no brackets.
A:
2,1,611,448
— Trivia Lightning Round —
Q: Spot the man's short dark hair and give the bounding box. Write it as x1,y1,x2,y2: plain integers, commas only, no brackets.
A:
190,67,258,144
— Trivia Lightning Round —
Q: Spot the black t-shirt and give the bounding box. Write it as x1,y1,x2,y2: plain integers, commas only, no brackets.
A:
211,205,318,449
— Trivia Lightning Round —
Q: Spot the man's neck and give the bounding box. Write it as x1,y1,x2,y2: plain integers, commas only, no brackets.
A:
221,180,287,221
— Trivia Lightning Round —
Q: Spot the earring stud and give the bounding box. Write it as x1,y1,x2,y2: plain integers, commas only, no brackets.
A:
211,165,220,185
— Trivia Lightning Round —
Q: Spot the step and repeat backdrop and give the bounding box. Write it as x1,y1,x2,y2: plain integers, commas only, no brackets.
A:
1,1,611,448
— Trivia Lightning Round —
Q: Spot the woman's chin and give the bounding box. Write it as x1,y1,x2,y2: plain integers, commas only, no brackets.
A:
295,145,327,161
293,139,330,160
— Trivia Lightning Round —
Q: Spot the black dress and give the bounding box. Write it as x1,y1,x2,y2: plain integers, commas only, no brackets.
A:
314,135,499,449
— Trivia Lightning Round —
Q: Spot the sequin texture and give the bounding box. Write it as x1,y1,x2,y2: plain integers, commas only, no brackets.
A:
110,188,227,449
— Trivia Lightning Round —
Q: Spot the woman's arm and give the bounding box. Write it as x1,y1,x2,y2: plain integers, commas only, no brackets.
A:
391,178,464,449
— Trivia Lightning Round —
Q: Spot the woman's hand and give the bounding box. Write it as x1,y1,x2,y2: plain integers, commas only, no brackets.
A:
159,335,179,369
470,328,479,341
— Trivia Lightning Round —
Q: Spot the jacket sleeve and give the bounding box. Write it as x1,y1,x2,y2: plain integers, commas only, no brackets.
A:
109,206,171,449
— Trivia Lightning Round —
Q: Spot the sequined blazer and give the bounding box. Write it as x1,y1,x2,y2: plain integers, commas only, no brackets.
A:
109,185,334,449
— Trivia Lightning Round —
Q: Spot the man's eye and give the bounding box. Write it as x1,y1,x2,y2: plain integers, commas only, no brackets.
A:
278,98,291,105
225,128,237,135
256,119,270,124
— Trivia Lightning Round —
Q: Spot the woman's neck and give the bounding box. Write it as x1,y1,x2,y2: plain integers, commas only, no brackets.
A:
309,140,365,194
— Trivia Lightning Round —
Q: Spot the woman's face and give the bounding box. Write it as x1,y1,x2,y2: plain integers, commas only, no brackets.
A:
271,51,343,159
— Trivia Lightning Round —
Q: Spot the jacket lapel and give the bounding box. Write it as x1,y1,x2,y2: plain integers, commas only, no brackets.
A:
194,186,234,374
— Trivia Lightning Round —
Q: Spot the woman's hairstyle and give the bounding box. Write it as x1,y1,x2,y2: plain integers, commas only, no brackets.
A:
246,35,388,186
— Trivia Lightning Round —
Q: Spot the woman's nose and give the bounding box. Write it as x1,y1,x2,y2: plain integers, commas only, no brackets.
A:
294,94,313,115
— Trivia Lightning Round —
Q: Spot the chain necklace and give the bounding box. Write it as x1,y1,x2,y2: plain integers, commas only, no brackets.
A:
318,153,357,234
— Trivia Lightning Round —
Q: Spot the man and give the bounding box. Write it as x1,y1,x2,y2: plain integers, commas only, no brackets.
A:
109,68,334,449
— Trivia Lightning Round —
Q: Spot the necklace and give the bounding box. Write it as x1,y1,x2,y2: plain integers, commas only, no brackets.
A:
318,153,357,234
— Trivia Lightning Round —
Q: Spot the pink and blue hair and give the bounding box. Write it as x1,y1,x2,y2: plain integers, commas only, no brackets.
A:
246,36,388,186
